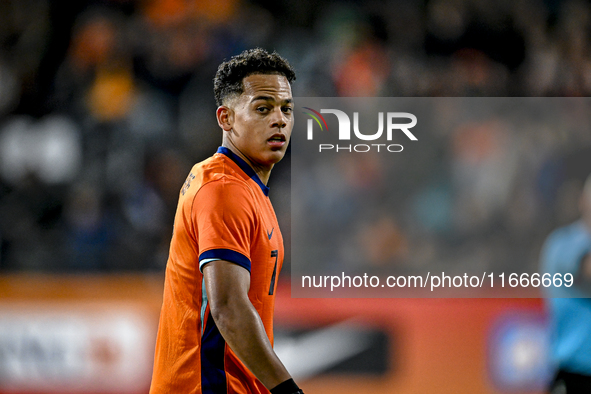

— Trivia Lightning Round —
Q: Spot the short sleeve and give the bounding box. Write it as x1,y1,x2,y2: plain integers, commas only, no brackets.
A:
193,178,255,273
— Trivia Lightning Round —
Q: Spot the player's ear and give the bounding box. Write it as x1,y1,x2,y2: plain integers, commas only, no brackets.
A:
216,106,234,132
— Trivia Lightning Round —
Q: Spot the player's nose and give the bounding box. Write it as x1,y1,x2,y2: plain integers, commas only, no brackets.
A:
270,108,287,129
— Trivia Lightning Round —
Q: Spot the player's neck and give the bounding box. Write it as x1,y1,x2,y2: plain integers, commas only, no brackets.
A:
221,142,273,185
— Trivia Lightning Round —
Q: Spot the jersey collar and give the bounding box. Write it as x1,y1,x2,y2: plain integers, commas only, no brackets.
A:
217,146,270,196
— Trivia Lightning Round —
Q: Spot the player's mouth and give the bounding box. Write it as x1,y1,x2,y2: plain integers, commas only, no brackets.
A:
267,133,287,148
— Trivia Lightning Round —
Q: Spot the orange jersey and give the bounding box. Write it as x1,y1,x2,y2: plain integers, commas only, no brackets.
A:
150,147,284,394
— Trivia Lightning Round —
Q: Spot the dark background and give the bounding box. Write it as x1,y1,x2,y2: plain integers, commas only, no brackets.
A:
0,0,590,275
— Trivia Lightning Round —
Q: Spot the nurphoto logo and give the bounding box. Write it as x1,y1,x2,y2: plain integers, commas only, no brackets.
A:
303,107,418,153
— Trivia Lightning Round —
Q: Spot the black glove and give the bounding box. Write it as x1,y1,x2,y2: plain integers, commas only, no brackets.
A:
271,378,304,394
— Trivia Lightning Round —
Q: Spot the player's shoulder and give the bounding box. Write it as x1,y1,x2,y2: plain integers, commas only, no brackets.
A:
189,153,255,198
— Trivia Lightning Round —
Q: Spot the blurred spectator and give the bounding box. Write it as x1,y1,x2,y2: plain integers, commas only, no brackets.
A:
0,115,82,185
450,117,517,235
64,182,111,270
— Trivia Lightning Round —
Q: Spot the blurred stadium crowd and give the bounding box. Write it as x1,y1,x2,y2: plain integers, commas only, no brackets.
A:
291,98,591,277
0,0,591,272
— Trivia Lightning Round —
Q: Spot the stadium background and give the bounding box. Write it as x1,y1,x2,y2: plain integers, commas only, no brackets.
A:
0,0,590,393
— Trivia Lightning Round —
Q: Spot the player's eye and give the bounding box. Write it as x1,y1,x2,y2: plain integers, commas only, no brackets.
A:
256,106,270,113
282,106,293,114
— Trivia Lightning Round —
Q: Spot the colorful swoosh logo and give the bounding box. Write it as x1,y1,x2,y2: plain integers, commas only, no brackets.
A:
302,107,329,131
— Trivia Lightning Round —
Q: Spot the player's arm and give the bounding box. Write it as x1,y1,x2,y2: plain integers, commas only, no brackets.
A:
203,259,301,394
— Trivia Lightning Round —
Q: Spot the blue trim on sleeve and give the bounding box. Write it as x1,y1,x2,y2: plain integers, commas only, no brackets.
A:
199,258,219,268
217,146,270,196
199,249,251,272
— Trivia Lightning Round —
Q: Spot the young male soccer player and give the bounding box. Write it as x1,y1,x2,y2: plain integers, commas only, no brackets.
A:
150,49,303,394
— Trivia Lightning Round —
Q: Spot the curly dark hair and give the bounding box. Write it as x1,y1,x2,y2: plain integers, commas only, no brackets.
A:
213,48,296,106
